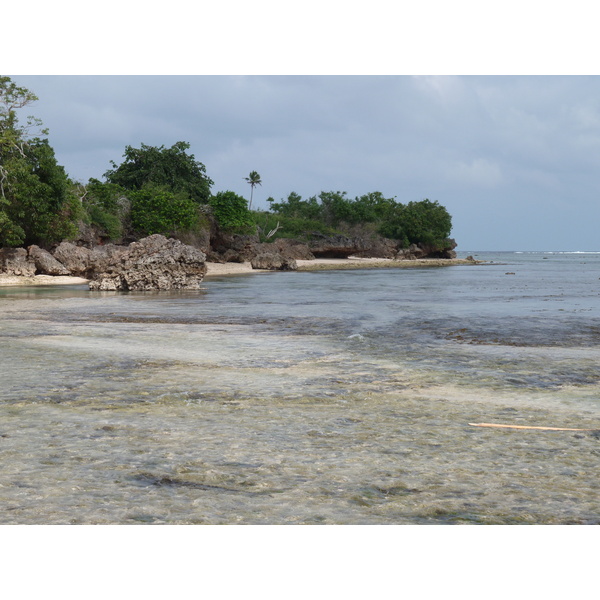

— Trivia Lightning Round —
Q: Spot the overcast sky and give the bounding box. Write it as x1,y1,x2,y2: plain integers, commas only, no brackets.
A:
11,75,600,251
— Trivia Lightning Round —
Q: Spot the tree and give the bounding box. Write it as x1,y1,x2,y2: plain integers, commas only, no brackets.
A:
80,178,130,241
244,170,261,210
0,76,79,247
104,141,213,204
129,185,200,237
379,199,452,247
266,190,452,248
210,190,253,232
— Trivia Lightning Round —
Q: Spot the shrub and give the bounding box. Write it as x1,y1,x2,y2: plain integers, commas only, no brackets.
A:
209,191,253,233
130,186,200,237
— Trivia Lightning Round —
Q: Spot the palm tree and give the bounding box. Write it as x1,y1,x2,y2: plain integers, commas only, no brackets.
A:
244,171,262,210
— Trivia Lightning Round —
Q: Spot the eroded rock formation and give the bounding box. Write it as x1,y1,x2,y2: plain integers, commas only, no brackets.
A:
250,253,298,271
0,247,36,276
1,224,459,288
28,245,72,276
83,235,207,291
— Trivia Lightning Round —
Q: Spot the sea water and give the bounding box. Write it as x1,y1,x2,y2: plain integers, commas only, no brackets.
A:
1,251,599,524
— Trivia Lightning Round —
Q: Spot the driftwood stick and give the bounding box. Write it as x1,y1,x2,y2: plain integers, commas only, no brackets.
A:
469,422,597,431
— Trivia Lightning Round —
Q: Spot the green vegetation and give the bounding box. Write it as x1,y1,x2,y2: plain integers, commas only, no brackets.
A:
244,170,262,210
265,191,452,248
129,186,202,237
0,76,454,251
0,77,80,247
104,141,213,204
80,178,128,240
210,191,253,233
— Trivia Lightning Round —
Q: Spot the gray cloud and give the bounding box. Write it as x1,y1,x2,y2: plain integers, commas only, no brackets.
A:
10,74,600,250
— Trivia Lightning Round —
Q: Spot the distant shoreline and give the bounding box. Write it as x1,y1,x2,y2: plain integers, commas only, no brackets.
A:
205,256,481,276
0,257,482,286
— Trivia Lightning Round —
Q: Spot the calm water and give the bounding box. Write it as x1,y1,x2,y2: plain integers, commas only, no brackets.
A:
1,251,599,524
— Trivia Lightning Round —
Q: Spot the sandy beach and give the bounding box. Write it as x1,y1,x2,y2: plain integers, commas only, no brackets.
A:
0,275,90,287
206,256,479,276
0,257,479,286
295,256,478,271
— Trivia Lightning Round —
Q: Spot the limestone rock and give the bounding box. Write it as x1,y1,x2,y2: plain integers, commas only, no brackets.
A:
0,247,36,276
87,234,207,291
251,253,297,271
307,234,361,258
270,239,315,260
28,245,71,276
52,242,93,276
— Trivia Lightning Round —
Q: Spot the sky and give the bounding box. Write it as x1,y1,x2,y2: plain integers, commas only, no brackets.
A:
9,74,600,251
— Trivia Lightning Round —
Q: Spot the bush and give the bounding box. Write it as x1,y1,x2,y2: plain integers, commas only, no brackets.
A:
81,179,129,240
0,140,81,247
209,191,253,233
398,199,452,247
130,186,200,237
86,205,124,240
104,141,213,204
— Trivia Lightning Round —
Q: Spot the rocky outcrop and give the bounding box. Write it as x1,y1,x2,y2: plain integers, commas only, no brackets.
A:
52,242,93,276
307,234,363,258
250,253,297,271
85,235,207,291
305,234,457,260
415,239,457,259
0,248,36,276
205,229,458,266
351,237,398,259
269,239,315,260
207,233,313,266
2,225,459,285
28,245,72,276
1,235,207,290
207,232,260,263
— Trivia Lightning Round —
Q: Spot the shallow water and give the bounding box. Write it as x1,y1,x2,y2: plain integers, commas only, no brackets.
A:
1,252,599,524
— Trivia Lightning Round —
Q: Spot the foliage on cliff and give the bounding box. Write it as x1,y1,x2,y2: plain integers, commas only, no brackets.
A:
265,191,452,248
0,76,454,252
209,191,253,233
104,142,214,204
0,77,80,247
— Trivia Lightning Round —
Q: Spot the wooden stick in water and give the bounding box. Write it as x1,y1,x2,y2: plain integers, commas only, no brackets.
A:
469,422,597,431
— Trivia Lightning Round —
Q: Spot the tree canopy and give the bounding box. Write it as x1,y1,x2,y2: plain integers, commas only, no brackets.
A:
266,191,452,247
244,171,262,210
210,191,253,232
0,77,79,247
104,141,213,204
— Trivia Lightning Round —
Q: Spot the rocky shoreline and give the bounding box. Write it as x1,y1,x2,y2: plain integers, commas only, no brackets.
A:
0,256,481,287
0,232,479,289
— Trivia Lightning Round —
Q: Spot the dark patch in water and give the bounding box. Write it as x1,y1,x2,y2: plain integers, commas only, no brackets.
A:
130,472,264,496
351,483,421,506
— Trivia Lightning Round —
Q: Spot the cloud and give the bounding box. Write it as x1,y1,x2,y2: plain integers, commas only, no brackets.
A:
445,158,504,187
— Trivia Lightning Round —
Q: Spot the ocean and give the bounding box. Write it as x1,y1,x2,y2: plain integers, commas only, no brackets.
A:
1,250,599,524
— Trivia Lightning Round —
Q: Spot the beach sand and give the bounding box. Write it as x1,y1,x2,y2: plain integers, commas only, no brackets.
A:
205,256,478,276
0,257,479,286
0,275,90,287
295,256,478,271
